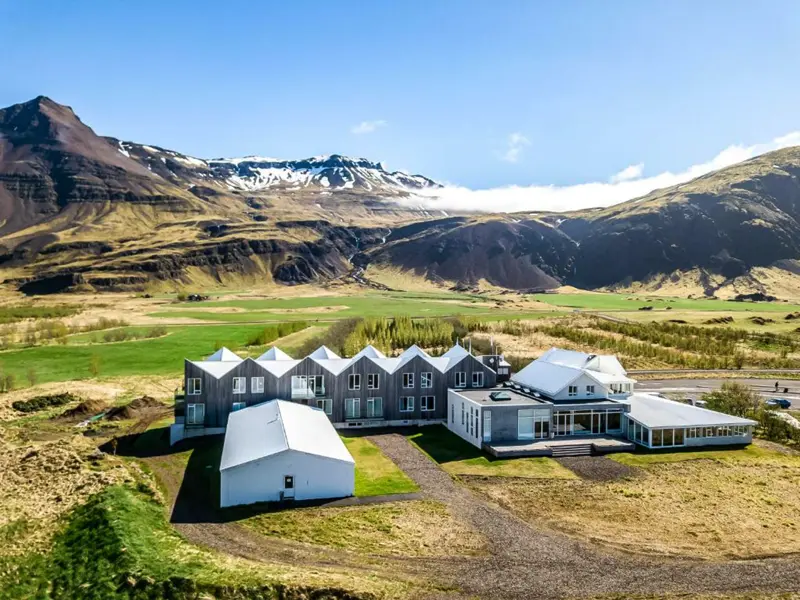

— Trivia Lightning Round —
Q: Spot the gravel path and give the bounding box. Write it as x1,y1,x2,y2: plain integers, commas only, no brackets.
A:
368,433,800,600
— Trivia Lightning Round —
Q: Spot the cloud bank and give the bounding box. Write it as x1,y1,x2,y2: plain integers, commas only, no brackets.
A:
405,131,800,214
351,119,387,135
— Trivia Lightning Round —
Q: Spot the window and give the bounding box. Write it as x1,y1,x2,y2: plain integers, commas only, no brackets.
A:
367,373,380,389
366,397,383,418
403,373,414,388
518,408,534,440
186,403,205,425
706,427,715,437
472,372,484,388
420,372,432,388
687,427,697,438
461,402,465,424
251,377,264,394
292,375,325,398
345,398,360,419
421,396,435,412
187,378,202,395
232,377,246,394
652,429,663,447
283,475,294,490
483,411,492,442
232,402,246,412
348,374,361,390
451,403,455,424
399,396,414,412
607,412,622,431
568,385,578,397
317,398,332,415
455,372,467,388
586,385,595,396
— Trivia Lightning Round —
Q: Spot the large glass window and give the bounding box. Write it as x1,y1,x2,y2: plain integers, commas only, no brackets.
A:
663,429,674,446
186,403,205,425
345,398,360,419
534,409,550,439
573,411,592,434
421,396,435,412
652,429,663,447
291,375,325,398
674,428,685,445
607,412,622,431
317,398,332,415
366,397,383,418
518,409,534,440
399,396,414,412
483,411,492,442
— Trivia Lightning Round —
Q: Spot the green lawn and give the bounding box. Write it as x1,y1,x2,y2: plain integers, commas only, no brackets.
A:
146,291,561,323
610,444,789,467
343,436,419,496
0,324,318,385
533,292,800,313
407,425,575,479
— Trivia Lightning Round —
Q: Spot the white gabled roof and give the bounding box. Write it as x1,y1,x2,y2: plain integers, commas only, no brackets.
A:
366,356,401,373
206,347,243,362
220,400,354,471
352,344,386,360
512,360,583,396
622,393,757,429
538,347,627,376
311,358,353,375
254,358,301,377
309,345,340,360
258,346,293,361
192,360,242,379
442,344,470,360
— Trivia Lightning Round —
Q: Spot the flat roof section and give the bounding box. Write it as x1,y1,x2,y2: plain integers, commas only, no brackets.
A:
453,388,548,407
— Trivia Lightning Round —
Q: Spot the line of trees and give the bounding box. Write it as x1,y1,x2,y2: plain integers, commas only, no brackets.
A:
343,316,455,356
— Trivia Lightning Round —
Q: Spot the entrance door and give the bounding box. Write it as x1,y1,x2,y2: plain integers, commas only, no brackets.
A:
554,412,572,436
283,475,295,499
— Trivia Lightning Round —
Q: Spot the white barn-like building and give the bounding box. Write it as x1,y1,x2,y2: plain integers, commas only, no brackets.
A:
219,400,355,507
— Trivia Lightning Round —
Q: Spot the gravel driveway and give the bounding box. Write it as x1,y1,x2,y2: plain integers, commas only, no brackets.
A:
368,433,800,600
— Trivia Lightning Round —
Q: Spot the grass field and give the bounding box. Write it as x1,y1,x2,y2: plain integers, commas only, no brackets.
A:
343,436,419,496
0,324,317,385
407,425,575,479
532,292,800,313
242,500,484,557
469,445,800,559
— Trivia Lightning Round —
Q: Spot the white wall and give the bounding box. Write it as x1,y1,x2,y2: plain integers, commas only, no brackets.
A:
446,390,483,449
220,450,354,507
552,373,607,401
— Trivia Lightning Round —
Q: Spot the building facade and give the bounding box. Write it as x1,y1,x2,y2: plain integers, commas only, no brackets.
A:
173,343,500,444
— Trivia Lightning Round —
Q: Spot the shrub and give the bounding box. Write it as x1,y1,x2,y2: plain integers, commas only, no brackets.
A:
12,392,80,413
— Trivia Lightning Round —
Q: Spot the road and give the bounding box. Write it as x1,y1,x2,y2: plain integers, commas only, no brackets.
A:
637,377,799,405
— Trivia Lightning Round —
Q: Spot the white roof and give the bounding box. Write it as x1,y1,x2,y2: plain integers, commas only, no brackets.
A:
538,348,627,376
191,360,242,378
258,346,293,361
512,360,583,396
220,400,354,471
623,393,757,429
311,358,353,375
309,345,340,360
254,358,301,377
206,347,243,362
442,344,470,360
352,344,386,360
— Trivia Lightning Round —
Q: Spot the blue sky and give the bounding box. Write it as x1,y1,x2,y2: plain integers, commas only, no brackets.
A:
2,0,800,210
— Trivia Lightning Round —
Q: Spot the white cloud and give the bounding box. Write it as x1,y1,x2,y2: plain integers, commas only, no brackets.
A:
498,132,530,163
351,119,387,135
609,163,644,183
401,131,800,214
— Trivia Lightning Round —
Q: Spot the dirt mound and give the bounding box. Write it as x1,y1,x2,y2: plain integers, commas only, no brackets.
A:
704,316,734,324
58,398,107,420
12,392,79,414
105,396,165,421
785,312,800,320
748,316,775,325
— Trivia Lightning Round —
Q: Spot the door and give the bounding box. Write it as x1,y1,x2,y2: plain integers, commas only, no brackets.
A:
483,411,492,442
592,413,606,434
283,475,295,499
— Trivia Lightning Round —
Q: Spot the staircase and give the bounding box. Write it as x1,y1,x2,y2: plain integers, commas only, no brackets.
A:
550,443,593,458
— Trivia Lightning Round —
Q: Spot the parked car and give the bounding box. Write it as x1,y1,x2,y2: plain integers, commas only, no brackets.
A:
687,397,708,408
765,398,792,409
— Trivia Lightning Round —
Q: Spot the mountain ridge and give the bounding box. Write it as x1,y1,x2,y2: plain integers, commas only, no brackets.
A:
3,95,800,297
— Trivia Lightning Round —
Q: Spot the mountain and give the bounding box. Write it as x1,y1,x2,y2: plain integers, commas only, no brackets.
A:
3,95,800,298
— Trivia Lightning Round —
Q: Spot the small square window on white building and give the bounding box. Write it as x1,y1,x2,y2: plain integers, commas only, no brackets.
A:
568,385,578,397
